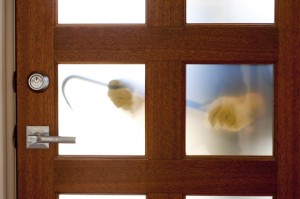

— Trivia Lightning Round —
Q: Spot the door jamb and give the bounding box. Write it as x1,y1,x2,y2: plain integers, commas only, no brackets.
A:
5,0,16,198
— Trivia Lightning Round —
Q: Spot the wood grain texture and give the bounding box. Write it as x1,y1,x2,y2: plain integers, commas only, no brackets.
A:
16,0,55,126
277,0,300,198
54,26,278,63
147,0,185,27
54,158,277,195
148,193,183,199
16,0,55,198
146,61,185,160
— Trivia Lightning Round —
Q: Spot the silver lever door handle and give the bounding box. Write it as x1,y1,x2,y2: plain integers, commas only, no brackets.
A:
29,134,76,144
26,126,76,149
37,136,75,143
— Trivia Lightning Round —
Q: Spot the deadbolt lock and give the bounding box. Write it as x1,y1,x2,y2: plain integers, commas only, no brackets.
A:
28,73,49,92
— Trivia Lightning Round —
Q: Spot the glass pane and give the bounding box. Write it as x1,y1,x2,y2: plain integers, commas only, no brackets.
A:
186,64,273,156
58,64,145,155
58,0,145,24
186,0,274,23
60,195,146,199
187,197,272,199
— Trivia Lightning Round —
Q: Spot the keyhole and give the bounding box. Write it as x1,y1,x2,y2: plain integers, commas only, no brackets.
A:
34,77,40,82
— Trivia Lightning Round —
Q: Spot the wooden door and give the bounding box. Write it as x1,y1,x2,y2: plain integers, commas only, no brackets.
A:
16,0,300,199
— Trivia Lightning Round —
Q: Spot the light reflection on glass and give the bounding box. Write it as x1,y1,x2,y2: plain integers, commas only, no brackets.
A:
186,197,272,199
58,0,145,24
186,0,274,23
58,64,145,155
186,64,274,156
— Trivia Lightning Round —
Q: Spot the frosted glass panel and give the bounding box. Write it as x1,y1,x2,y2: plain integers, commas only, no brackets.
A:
58,64,145,155
187,197,272,199
186,64,273,156
60,195,146,199
58,0,145,24
186,0,274,23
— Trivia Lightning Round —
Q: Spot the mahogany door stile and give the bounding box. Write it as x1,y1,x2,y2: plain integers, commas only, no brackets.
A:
16,0,55,198
277,0,300,198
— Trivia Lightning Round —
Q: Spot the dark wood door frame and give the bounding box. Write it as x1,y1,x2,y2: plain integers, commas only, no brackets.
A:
16,0,300,198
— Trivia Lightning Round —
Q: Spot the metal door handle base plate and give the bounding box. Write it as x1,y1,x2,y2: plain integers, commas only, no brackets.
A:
26,126,50,149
